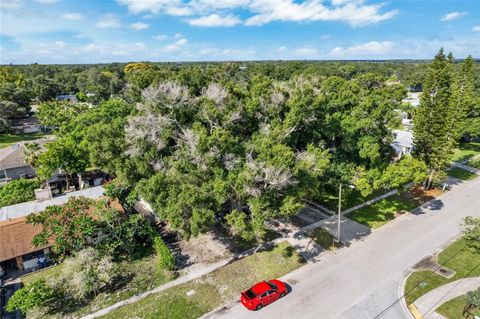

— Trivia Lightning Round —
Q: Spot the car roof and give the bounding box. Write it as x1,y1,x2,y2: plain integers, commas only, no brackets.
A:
250,281,271,294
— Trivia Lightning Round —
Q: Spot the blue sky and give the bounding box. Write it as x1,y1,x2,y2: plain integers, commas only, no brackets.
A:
1,0,479,64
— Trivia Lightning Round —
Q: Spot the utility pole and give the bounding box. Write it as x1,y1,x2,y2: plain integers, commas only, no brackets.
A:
337,183,342,245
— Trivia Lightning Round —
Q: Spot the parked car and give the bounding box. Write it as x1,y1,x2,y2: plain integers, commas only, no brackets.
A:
240,279,288,310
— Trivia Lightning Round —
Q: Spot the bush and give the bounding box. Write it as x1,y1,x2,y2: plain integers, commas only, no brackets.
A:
6,279,56,315
0,178,40,206
60,247,116,300
153,236,174,271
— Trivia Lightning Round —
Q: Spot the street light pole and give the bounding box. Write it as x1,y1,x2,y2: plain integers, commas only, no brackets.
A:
337,183,342,245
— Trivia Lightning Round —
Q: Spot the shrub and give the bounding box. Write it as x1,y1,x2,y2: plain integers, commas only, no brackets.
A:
6,279,56,315
0,178,40,206
153,236,174,271
60,247,116,300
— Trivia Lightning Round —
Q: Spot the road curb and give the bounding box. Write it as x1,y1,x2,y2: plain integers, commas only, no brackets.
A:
396,232,464,319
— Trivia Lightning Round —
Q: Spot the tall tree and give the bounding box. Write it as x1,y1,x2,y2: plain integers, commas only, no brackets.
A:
413,49,456,189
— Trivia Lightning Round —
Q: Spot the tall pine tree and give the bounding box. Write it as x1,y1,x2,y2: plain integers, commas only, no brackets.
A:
451,56,476,140
413,49,456,189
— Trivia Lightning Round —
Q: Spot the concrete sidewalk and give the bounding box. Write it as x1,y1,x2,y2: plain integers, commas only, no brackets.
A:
451,162,480,175
413,277,480,319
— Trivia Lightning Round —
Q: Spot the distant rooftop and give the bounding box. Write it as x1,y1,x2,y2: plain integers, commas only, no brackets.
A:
0,186,104,221
392,129,413,147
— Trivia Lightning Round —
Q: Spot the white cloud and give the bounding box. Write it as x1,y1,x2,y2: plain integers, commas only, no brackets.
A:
96,14,121,28
293,47,319,57
473,26,480,32
331,41,394,56
244,0,398,27
277,46,286,52
165,6,193,16
187,14,241,27
35,0,58,3
62,13,85,20
117,0,178,14
154,34,168,40
0,0,23,9
174,33,182,39
441,11,466,21
54,41,66,47
116,0,398,27
130,22,150,30
164,38,188,52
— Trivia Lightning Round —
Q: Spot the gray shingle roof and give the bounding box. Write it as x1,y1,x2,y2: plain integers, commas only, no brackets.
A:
0,186,105,221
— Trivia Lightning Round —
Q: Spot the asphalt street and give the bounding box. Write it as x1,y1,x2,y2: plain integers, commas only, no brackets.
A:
205,177,480,319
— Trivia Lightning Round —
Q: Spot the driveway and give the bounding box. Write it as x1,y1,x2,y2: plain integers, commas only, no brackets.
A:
203,177,480,319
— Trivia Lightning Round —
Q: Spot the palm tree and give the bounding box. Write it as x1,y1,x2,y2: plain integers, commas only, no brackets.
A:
24,142,41,168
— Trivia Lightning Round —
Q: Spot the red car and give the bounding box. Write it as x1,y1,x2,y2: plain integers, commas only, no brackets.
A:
240,279,288,310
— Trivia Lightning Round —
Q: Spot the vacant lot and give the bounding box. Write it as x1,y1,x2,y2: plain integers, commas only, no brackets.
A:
346,187,442,229
0,132,49,148
436,294,480,319
22,252,174,317
447,167,478,181
101,241,306,319
319,187,386,212
452,142,480,162
404,237,480,306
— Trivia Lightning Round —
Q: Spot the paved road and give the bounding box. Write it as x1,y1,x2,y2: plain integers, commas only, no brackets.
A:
205,177,480,319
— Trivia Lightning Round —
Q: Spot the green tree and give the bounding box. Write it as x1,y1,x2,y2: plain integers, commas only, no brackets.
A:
0,179,41,206
27,197,97,258
463,216,480,254
60,247,116,300
6,279,56,315
413,49,456,189
153,236,175,271
464,287,480,318
36,136,89,190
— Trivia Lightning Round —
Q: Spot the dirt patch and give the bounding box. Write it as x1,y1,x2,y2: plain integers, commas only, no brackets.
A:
412,255,456,278
179,232,232,266
405,186,443,204
413,255,439,271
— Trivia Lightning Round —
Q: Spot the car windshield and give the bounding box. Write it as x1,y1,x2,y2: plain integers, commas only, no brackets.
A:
267,281,278,290
244,289,256,299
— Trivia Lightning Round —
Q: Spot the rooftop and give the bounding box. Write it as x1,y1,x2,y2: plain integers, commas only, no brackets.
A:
0,216,52,262
0,186,105,222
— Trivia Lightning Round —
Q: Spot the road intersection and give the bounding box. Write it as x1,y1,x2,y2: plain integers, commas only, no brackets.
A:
205,177,480,319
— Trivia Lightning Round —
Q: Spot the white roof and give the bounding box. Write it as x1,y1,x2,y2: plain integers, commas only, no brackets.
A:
392,129,413,148
0,186,104,221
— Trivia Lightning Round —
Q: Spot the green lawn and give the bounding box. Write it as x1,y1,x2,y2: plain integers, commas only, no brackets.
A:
404,237,480,306
100,241,306,319
468,158,480,169
319,187,386,213
452,142,480,162
346,192,419,229
0,132,50,148
436,294,480,319
309,228,338,250
447,167,478,181
22,252,175,317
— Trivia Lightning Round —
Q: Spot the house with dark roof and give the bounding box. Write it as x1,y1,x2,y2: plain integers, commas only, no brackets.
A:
0,143,37,184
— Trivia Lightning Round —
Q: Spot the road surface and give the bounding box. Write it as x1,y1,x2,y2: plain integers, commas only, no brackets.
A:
205,177,480,319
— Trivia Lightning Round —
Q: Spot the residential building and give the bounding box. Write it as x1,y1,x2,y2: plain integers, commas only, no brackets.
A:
56,94,78,103
0,186,106,276
0,216,52,274
392,129,414,159
402,92,421,107
0,144,37,184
